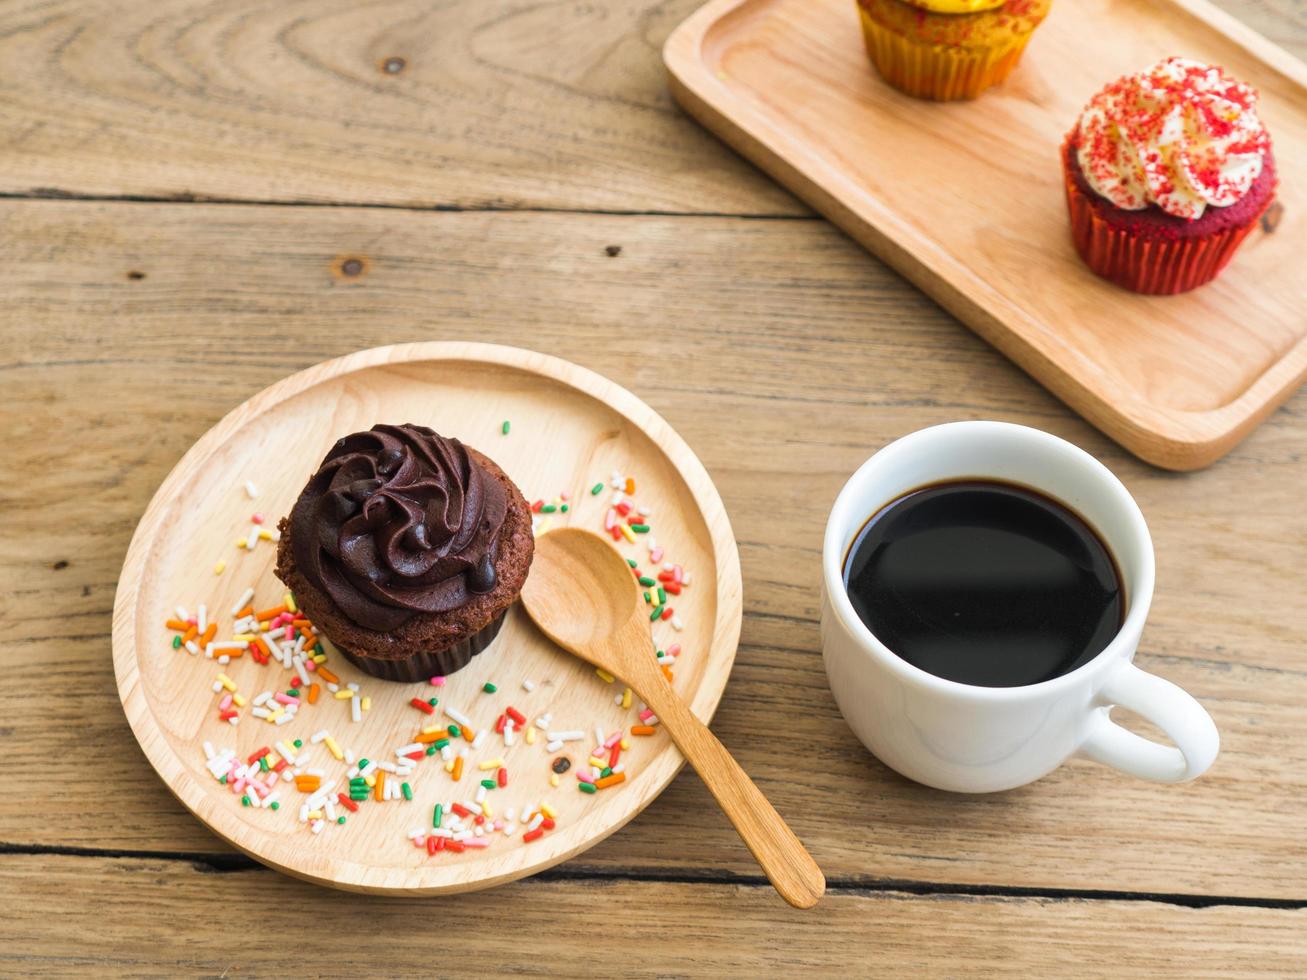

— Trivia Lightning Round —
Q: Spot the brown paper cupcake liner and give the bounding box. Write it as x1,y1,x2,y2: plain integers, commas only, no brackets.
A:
333,610,507,683
857,6,1034,101
1063,154,1269,295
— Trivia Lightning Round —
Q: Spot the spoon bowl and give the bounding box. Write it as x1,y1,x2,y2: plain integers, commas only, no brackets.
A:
522,526,647,665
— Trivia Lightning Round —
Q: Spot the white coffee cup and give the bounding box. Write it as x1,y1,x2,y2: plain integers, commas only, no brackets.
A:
820,421,1219,793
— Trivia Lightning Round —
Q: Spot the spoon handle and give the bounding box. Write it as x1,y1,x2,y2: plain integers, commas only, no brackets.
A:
637,675,825,909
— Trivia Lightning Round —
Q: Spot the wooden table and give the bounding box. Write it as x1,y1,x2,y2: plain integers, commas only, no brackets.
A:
2,1,1304,974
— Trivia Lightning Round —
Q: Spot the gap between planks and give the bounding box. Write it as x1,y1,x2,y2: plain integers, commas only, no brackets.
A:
0,188,814,222
1,842,1302,912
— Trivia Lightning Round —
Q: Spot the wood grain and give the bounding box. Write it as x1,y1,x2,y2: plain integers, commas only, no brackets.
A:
0,0,1293,216
666,0,1307,470
0,0,801,215
112,344,743,893
3,201,1306,901
1,0,1304,967
1,854,1303,976
523,527,822,908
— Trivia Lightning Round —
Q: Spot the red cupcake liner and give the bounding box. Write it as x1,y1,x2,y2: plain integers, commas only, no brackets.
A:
1062,149,1270,295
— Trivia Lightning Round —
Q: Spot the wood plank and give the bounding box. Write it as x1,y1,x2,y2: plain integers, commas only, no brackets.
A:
0,0,800,214
0,0,1298,212
1,853,1303,976
2,201,1307,899
1213,0,1307,53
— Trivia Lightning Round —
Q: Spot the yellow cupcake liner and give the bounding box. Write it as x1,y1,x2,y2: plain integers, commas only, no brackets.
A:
858,6,1035,101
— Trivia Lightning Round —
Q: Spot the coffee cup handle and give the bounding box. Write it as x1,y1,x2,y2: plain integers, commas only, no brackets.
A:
1078,662,1219,782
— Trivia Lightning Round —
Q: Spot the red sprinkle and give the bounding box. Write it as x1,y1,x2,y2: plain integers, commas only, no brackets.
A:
411,698,435,715
616,502,632,516
497,767,508,788
660,607,674,621
446,840,465,853
523,828,544,842
506,706,527,726
542,817,556,830
337,793,359,813
426,836,439,855
451,803,472,818
246,747,271,765
404,750,425,761
608,743,621,768
218,710,238,721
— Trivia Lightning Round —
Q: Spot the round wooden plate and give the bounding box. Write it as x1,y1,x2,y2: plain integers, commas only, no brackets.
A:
112,342,742,894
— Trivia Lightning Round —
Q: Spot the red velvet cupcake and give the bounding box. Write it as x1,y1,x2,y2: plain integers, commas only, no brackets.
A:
1062,58,1276,295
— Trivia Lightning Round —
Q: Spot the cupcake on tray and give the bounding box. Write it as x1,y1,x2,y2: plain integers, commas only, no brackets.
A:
1063,57,1276,294
276,423,533,682
856,0,1052,101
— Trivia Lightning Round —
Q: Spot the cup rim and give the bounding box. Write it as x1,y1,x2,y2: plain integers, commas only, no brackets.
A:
822,421,1155,701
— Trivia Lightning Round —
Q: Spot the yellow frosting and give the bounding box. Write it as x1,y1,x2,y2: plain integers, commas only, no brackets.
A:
898,0,1007,13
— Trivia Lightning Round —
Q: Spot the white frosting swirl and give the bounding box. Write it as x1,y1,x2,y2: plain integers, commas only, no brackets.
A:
1075,58,1269,220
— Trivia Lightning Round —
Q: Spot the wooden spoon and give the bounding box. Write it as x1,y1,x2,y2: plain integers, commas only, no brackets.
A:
520,527,825,909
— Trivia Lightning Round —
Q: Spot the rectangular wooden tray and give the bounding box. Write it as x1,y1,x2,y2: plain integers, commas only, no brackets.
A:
665,0,1307,470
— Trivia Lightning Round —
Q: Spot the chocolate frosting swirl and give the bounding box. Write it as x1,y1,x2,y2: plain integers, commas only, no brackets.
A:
289,424,507,632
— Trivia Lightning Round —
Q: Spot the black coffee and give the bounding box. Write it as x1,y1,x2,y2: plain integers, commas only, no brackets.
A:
843,480,1123,688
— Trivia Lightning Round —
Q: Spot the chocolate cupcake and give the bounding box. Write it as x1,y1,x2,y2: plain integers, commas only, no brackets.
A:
275,423,533,682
